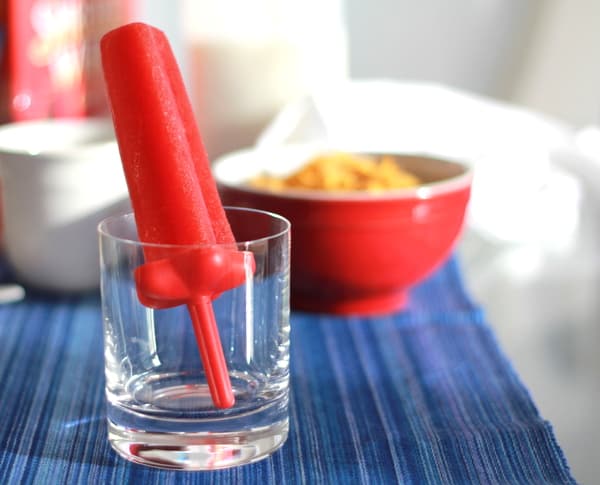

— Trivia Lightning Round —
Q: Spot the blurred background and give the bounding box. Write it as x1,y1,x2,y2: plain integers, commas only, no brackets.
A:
145,0,600,148
1,0,598,482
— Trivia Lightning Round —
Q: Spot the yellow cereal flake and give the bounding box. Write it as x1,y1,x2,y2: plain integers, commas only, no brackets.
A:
249,152,421,192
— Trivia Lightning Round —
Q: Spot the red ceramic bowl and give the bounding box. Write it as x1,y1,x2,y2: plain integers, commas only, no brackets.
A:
213,145,473,315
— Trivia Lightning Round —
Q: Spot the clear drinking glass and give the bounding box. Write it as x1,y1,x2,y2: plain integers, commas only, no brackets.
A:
98,207,291,470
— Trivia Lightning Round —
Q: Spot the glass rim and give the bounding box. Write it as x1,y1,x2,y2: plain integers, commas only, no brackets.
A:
98,206,291,248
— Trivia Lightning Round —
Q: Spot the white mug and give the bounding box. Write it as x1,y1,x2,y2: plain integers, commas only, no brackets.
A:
0,118,129,293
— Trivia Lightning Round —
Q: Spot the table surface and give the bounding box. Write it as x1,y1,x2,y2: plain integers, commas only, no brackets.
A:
458,177,600,485
0,254,577,484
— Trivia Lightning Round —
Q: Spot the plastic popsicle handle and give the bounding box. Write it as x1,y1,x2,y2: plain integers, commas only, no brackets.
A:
134,247,254,309
188,301,232,408
101,22,235,408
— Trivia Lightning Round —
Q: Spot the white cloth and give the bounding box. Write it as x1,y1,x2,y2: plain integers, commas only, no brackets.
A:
257,80,581,247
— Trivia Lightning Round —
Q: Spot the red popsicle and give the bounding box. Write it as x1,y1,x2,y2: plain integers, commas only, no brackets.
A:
101,22,241,409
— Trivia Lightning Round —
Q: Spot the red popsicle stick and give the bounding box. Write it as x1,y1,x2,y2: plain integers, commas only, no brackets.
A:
101,23,236,408
188,301,233,408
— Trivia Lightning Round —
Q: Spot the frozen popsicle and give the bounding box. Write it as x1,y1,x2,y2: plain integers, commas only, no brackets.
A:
162,40,236,246
101,22,246,409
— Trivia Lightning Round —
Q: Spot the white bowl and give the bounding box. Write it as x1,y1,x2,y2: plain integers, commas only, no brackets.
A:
0,118,130,292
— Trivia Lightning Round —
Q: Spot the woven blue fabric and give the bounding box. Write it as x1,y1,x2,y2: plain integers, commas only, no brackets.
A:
0,257,576,484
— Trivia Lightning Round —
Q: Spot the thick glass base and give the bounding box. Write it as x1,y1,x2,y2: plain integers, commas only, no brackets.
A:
108,418,288,470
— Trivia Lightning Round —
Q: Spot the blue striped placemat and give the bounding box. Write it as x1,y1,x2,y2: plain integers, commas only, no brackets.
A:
0,257,576,484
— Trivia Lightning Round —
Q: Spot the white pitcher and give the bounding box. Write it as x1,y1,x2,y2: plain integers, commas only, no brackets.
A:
182,0,349,159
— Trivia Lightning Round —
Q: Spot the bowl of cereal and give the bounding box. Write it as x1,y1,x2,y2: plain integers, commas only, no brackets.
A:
213,144,473,315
